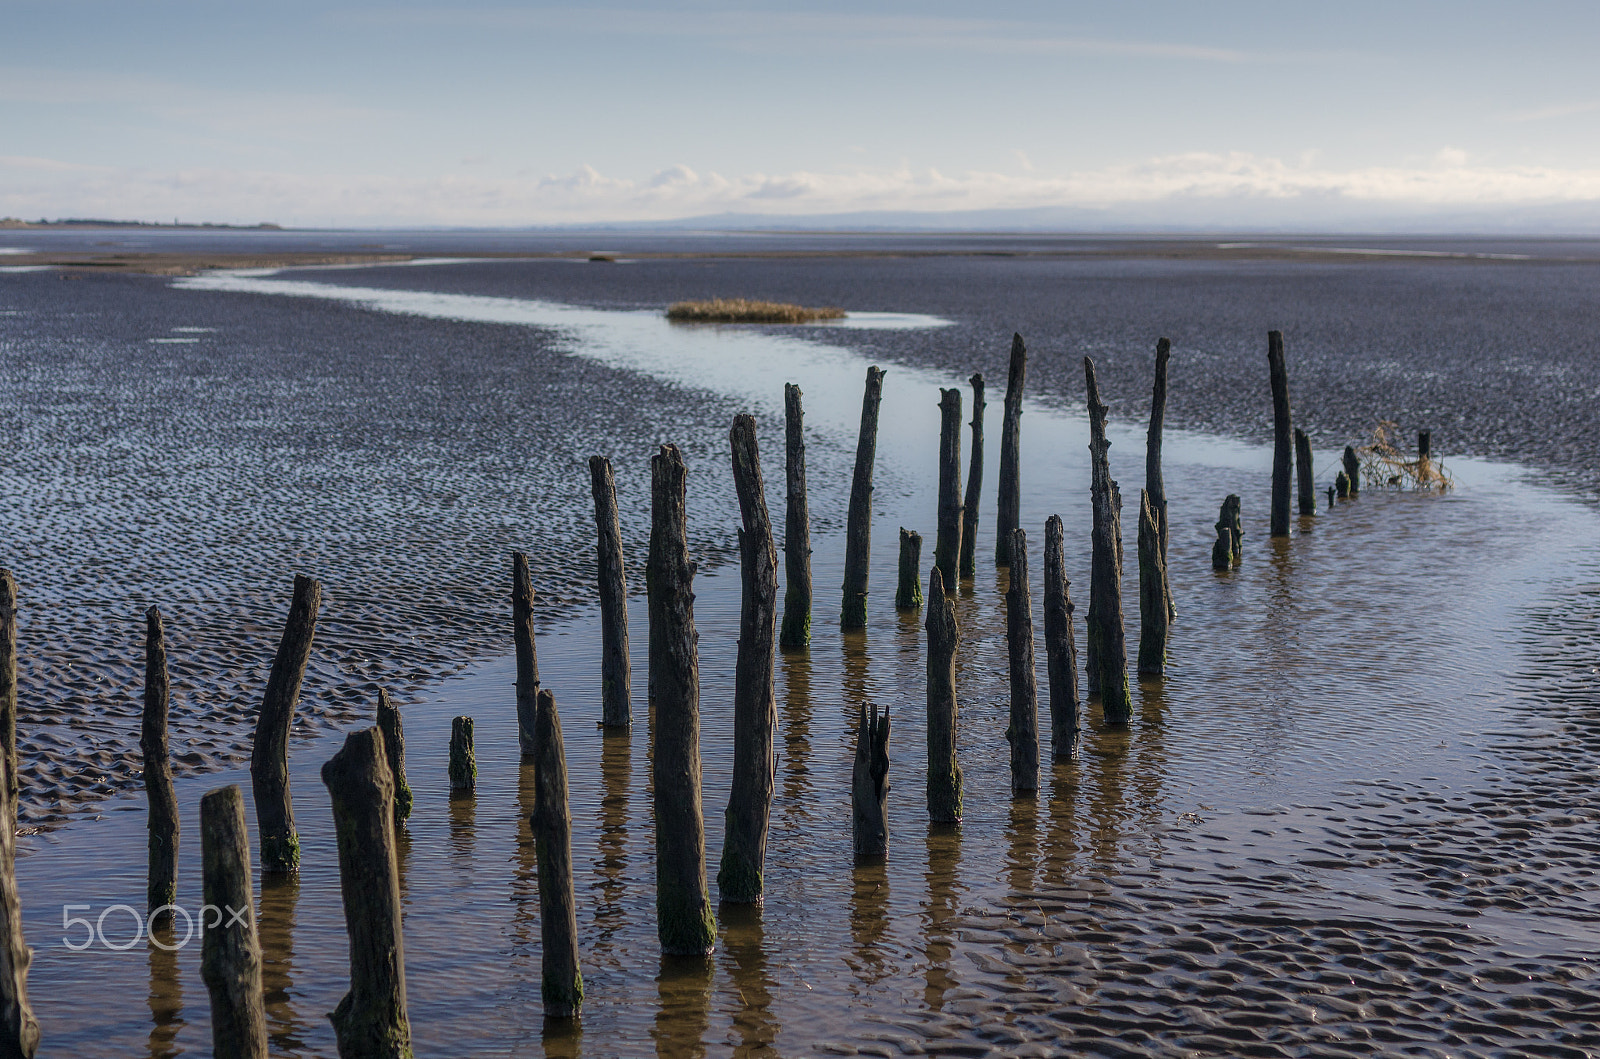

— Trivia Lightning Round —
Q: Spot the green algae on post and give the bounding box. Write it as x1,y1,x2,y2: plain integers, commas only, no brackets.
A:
665,299,845,324
448,717,476,792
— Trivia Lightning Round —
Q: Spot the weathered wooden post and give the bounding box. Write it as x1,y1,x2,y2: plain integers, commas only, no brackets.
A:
531,690,582,1018
0,571,20,830
1136,491,1170,676
322,728,411,1058
841,367,886,629
995,333,1027,565
779,384,813,648
1268,331,1293,537
1326,485,1336,508
1225,494,1243,561
199,785,265,1059
143,606,179,922
934,387,964,590
648,444,717,954
1042,516,1080,760
895,529,923,610
851,703,889,856
925,568,962,823
250,573,322,874
1343,445,1362,496
0,752,37,1057
719,416,779,905
959,373,985,578
1004,528,1039,795
589,458,632,726
1335,471,1351,499
1295,428,1316,515
375,689,412,823
449,717,475,791
1146,337,1174,621
512,551,542,752
1084,357,1131,723
1418,430,1432,462
1211,499,1234,570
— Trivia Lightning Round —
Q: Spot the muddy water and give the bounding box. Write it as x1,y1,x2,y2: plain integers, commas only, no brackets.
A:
14,278,1600,1056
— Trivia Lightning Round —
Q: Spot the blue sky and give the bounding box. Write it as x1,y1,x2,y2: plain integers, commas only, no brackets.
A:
4,1,1600,227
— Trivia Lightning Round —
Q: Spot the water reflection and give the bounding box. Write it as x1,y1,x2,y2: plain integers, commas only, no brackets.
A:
542,1013,584,1059
848,859,891,989
721,904,778,1057
921,825,962,1013
595,729,631,949
653,956,714,1059
145,926,183,1059
777,649,813,816
257,872,305,1051
1082,721,1133,869
449,787,477,868
512,761,538,954
1004,796,1038,897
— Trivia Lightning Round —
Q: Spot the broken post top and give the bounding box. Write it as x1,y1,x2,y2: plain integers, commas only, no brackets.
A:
1084,356,1113,488
729,414,775,549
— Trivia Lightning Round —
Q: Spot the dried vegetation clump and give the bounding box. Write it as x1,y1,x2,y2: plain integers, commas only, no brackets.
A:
665,299,846,324
1358,420,1455,491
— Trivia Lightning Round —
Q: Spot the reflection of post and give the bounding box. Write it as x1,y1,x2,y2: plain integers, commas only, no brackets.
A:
849,859,889,987
449,772,476,867
596,729,631,945
652,956,713,1059
1041,762,1081,889
1084,724,1132,869
777,648,813,818
1004,797,1038,903
512,759,538,951
723,905,778,1055
146,922,184,1059
921,825,962,1013
256,872,302,1046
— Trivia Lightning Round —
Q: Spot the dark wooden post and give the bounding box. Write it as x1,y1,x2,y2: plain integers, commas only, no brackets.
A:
1418,430,1432,462
841,367,886,629
934,387,964,590
719,416,779,905
0,571,20,830
852,703,889,856
143,606,179,922
1326,485,1336,508
512,551,542,753
1042,516,1080,760
1136,491,1170,676
995,334,1027,565
589,458,632,726
1335,470,1351,499
779,384,813,648
531,690,582,1018
1084,357,1131,723
1146,337,1174,621
449,716,475,791
321,728,411,1059
199,785,265,1059
1268,331,1293,537
375,689,412,823
648,444,717,955
895,529,924,610
249,573,322,874
1004,528,1039,795
959,373,985,578
924,568,962,823
1295,428,1316,516
1343,445,1361,496
1225,494,1243,562
0,753,37,1057
1211,499,1234,570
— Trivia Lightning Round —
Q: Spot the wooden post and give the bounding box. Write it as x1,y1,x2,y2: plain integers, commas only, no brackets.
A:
934,387,964,591
1211,499,1234,570
249,573,322,874
1326,485,1336,508
959,373,985,579
648,444,716,955
0,752,37,1057
531,690,582,1018
1418,430,1432,461
1136,491,1169,676
199,785,265,1059
589,458,632,726
719,416,779,905
1084,357,1131,724
321,728,411,1059
1225,494,1243,562
1343,445,1362,496
0,571,20,831
512,550,542,753
995,334,1027,565
1295,428,1316,516
375,689,412,823
895,529,924,610
852,703,889,856
1004,528,1039,794
143,606,179,922
1268,331,1294,537
841,367,886,629
1335,470,1351,499
1042,515,1080,760
779,384,813,648
924,568,962,823
1146,337,1174,620
449,716,475,791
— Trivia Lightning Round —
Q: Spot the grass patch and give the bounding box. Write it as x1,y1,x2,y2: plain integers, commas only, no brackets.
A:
1358,420,1455,491
666,298,846,324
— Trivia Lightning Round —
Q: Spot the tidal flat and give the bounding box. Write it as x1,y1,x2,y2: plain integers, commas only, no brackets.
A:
2,235,1598,1056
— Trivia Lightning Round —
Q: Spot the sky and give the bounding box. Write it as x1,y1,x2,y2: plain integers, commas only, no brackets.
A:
5,1,1600,229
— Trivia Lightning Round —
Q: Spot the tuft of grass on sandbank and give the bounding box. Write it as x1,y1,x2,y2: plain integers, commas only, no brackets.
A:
665,298,846,324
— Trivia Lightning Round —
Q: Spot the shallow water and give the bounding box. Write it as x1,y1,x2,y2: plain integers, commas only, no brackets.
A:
10,260,1600,1055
